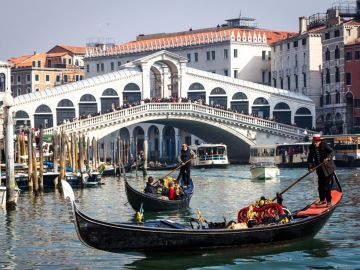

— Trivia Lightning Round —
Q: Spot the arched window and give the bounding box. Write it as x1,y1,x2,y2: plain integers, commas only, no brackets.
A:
253,97,269,105
210,87,226,95
57,99,74,107
189,83,205,90
325,48,330,61
124,83,140,91
80,94,96,102
335,91,340,104
102,88,118,96
232,92,247,100
326,68,330,84
0,73,5,92
274,102,290,110
335,67,340,82
335,46,340,59
35,104,52,113
326,92,331,105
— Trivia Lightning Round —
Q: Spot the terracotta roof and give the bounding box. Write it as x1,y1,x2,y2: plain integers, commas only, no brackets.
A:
46,52,68,57
53,45,86,54
86,28,295,57
8,53,47,68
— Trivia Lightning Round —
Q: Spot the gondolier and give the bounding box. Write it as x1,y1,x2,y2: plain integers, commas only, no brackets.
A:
307,134,336,207
177,143,196,186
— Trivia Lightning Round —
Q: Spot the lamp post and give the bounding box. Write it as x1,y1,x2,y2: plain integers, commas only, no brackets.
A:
3,91,16,208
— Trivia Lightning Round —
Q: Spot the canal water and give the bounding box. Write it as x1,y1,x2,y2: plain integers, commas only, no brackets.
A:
0,165,359,269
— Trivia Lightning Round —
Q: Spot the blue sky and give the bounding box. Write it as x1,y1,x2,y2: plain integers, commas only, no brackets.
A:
0,0,338,60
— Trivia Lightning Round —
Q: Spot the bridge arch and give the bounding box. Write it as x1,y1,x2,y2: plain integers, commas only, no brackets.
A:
34,104,53,128
162,125,176,162
188,82,206,101
252,97,270,118
14,110,30,131
79,94,98,116
295,107,312,129
57,99,75,124
209,87,227,108
148,125,160,161
231,92,249,114
123,83,141,104
132,126,145,155
101,88,119,113
273,102,291,125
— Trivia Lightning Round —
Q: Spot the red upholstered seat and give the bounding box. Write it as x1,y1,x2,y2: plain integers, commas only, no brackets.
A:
295,190,342,217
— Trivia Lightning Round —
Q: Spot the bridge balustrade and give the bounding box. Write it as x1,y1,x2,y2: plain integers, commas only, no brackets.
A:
43,103,313,139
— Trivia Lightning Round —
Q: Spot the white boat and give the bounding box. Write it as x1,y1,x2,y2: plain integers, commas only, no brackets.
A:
249,145,280,180
190,143,229,168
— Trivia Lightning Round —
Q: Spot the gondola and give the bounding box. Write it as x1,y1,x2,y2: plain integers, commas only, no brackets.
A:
124,177,194,211
61,174,342,253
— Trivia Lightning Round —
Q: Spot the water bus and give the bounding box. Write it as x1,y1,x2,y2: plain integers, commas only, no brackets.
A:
189,143,229,168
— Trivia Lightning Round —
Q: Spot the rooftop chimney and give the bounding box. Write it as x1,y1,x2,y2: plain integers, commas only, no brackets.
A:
299,16,307,34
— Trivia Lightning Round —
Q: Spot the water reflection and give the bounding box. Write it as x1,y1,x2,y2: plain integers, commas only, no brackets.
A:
125,239,332,270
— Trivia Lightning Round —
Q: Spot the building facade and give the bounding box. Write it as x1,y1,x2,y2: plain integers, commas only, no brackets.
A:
8,45,86,97
345,39,360,132
84,17,293,87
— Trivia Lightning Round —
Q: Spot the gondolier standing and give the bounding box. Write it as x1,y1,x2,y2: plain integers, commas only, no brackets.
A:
307,134,336,207
177,144,196,187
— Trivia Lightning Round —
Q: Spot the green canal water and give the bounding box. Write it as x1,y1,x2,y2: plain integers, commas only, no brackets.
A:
0,165,359,269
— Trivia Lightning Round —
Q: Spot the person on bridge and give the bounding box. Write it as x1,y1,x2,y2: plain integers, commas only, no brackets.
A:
177,143,196,187
307,134,336,207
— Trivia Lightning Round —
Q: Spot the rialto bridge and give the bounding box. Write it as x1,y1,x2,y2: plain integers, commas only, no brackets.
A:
9,50,315,162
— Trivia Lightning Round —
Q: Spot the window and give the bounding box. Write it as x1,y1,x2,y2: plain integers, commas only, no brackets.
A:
346,29,351,36
273,78,277,88
96,64,100,72
262,51,266,60
234,49,238,58
47,60,51,67
56,75,60,82
101,63,104,71
233,70,238,78
224,69,228,76
335,67,340,82
27,87,31,94
37,60,41,67
17,88,21,96
212,51,215,60
295,54,298,67
206,51,210,60
86,64,90,73
187,53,191,62
35,74,39,81
111,62,114,71
325,32,330,40
287,43,290,50
326,92,331,105
194,52,198,62
262,71,266,83
287,76,290,89
32,61,36,67
355,51,360,60
320,95,323,107
118,61,121,67
11,75,13,83
335,46,340,59
45,75,50,82
346,73,352,85
325,48,330,61
302,38,307,45
346,51,352,60
75,60,79,66
293,40,298,48
303,73,307,87
224,49,228,59
17,75,21,83
295,74,298,89
326,69,330,84
280,77,283,89
336,91,340,103
75,75,79,81
268,51,271,60
68,59,72,65
80,75,83,80
26,74,31,82
334,30,340,37
64,75,68,83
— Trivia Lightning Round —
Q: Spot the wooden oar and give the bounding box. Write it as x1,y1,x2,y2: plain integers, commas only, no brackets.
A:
154,159,192,185
272,161,327,202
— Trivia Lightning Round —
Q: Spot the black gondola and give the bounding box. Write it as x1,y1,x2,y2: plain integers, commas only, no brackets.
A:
61,175,342,253
125,177,194,211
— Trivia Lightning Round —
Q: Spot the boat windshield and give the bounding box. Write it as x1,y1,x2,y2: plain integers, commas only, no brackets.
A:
197,146,226,161
250,147,275,157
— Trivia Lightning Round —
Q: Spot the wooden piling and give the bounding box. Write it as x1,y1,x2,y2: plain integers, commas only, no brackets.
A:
38,127,44,191
31,131,38,192
26,129,33,190
143,139,148,178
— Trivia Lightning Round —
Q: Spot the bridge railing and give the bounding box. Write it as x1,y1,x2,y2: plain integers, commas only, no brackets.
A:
44,102,313,138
